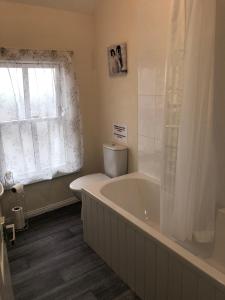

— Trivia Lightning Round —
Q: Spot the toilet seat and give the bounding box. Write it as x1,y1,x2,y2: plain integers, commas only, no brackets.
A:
69,173,110,192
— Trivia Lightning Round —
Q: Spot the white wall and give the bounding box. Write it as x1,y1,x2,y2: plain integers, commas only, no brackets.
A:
2,0,214,216
94,0,171,177
0,1,100,217
94,0,138,173
137,0,171,179
1,0,171,217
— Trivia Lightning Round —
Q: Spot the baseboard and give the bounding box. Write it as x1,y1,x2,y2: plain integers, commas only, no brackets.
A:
25,196,80,219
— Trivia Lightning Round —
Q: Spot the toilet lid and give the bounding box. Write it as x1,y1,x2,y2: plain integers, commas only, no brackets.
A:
70,173,110,191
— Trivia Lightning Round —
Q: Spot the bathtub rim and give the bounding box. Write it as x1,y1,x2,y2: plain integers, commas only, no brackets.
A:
82,171,225,290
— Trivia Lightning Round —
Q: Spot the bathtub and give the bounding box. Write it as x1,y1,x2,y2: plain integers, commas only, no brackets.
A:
82,172,225,299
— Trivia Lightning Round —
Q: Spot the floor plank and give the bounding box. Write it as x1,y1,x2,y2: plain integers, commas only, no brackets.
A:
8,203,139,300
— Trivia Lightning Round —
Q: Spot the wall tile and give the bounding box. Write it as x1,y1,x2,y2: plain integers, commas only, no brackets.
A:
138,136,161,178
138,95,155,139
138,94,164,178
137,1,169,180
138,135,155,176
154,139,162,178
138,50,166,96
138,67,156,95
155,95,165,141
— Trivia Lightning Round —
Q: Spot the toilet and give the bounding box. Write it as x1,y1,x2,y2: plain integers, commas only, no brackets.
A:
70,143,128,200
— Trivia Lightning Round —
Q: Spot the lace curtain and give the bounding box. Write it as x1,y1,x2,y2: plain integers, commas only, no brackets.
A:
161,0,216,242
0,48,83,186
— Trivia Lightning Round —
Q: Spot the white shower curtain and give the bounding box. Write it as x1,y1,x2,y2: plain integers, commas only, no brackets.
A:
161,0,216,242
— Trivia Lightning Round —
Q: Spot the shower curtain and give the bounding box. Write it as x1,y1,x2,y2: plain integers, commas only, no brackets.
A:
161,0,216,242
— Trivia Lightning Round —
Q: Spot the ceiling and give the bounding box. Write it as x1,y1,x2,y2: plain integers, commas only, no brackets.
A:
3,0,97,15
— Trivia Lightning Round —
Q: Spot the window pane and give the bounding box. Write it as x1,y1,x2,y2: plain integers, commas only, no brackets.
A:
0,68,25,122
36,121,50,169
36,120,65,169
1,123,36,177
28,68,58,118
49,120,65,167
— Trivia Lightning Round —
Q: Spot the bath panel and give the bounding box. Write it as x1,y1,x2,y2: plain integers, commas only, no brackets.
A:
82,173,225,300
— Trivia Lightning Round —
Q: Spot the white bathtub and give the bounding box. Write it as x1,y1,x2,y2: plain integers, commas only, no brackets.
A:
101,175,160,228
82,172,225,299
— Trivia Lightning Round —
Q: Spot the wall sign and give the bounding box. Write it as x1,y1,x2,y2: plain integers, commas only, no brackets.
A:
112,124,128,144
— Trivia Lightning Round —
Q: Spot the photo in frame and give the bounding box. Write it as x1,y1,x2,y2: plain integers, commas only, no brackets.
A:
107,43,128,76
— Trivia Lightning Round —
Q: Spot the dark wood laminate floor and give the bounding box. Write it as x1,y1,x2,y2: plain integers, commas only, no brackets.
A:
8,203,139,300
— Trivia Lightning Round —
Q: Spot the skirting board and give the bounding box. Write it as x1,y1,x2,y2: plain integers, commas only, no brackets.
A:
25,196,80,219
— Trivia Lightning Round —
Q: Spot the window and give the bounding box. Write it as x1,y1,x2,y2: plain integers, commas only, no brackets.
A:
0,66,59,120
0,49,83,186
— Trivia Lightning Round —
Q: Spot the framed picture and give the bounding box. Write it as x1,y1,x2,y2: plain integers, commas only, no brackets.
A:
107,43,128,77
